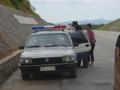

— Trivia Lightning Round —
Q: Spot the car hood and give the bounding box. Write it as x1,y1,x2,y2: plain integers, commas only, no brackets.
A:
21,47,75,58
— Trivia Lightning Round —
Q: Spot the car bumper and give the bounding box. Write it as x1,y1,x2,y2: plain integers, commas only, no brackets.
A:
19,62,77,73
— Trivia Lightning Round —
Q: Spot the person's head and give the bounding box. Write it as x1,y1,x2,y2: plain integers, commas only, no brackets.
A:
86,23,92,30
72,21,79,27
72,21,82,31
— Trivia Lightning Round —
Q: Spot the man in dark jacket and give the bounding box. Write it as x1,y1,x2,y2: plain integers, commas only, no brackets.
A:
71,21,88,68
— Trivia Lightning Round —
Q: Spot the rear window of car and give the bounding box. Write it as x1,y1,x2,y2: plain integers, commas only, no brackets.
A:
69,31,88,44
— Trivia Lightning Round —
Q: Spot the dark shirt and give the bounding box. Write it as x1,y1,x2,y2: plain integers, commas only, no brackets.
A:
116,35,120,48
75,25,82,31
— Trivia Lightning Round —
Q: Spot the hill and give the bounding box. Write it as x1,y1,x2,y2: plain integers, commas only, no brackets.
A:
100,19,120,31
79,19,110,25
57,18,110,25
0,0,39,17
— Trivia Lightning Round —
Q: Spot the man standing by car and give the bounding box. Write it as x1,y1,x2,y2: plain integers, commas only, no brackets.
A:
71,21,90,68
72,21,83,68
86,23,96,67
114,35,120,90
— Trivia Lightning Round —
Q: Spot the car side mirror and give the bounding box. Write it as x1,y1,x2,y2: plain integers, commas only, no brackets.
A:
19,46,24,49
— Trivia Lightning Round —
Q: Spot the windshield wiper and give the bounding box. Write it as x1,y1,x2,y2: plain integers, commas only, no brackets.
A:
60,45,69,47
44,45,68,47
27,45,41,48
27,45,69,48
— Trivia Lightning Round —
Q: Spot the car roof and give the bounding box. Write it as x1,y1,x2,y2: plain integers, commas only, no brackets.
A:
32,31,68,36
68,31,83,33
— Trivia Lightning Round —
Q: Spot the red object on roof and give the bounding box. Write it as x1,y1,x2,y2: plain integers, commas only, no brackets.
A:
54,25,66,30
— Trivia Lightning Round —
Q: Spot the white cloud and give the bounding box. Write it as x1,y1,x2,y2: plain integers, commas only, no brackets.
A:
30,0,67,3
41,0,65,3
83,0,92,3
30,0,120,4
29,0,120,22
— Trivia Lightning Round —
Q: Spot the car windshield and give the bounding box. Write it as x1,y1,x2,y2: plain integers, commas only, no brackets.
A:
25,33,71,48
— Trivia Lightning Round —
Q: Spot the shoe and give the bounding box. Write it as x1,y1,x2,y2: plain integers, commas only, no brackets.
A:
88,62,90,67
90,62,93,67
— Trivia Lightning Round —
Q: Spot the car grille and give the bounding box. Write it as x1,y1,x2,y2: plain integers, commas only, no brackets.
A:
31,57,63,65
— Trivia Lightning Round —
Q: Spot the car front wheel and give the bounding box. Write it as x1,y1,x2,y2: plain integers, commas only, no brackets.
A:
21,71,30,80
69,68,77,79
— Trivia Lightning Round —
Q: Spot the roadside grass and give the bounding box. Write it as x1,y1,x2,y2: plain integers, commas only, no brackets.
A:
0,0,14,8
99,19,120,31
0,0,39,17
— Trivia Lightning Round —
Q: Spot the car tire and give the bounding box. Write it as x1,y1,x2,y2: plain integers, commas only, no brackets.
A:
21,71,30,80
69,68,77,79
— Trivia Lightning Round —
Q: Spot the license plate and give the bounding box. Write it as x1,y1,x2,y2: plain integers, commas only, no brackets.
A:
40,66,55,71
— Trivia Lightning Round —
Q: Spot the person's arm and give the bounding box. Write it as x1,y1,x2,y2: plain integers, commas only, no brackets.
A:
90,30,96,43
92,30,96,42
115,35,120,60
115,47,120,60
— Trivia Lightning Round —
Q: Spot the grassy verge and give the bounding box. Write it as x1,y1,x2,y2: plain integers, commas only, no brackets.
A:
99,19,120,31
0,0,39,17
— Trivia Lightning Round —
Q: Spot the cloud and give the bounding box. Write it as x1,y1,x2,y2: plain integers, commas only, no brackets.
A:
29,0,120,22
41,0,65,3
83,0,92,3
114,0,120,4
30,0,67,3
30,0,120,4
30,0,91,4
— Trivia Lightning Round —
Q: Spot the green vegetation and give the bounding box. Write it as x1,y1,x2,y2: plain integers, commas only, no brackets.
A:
0,0,39,17
99,19,120,31
92,24,104,29
0,0,13,7
81,24,104,30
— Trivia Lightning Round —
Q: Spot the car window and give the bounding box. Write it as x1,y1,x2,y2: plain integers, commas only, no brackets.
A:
25,33,72,48
69,31,88,44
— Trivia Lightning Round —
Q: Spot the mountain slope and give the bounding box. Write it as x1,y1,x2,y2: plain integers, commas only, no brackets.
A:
57,19,110,25
100,19,120,31
79,19,110,25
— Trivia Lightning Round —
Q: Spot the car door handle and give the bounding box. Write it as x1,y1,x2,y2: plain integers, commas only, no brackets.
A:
85,44,90,47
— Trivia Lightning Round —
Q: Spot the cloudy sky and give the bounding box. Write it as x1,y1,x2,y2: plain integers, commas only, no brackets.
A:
29,0,120,23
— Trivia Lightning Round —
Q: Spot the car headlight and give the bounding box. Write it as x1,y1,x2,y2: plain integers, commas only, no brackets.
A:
63,56,75,62
20,58,32,64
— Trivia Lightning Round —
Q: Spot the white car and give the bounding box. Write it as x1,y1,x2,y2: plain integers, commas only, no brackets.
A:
19,30,77,80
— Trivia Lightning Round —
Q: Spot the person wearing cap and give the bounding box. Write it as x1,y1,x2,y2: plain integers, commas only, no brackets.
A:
114,35,120,90
72,21,88,68
72,21,82,31
86,23,96,67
